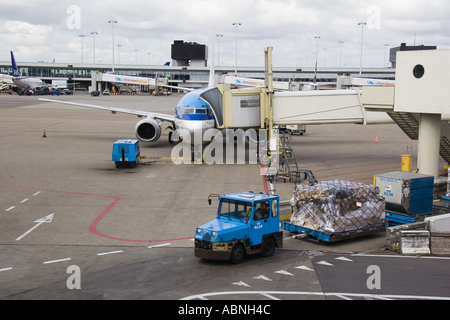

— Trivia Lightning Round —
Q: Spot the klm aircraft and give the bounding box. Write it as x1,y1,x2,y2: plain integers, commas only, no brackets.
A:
40,34,222,148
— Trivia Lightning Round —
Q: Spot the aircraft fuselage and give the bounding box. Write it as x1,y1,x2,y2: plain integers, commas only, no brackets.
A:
13,77,44,91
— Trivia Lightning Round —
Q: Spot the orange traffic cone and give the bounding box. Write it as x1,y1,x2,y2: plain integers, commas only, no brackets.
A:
375,136,379,144
43,130,47,138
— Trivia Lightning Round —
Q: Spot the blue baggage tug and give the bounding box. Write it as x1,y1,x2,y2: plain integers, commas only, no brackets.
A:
195,192,283,264
112,139,140,168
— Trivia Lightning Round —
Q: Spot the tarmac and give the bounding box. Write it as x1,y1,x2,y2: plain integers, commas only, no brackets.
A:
1,92,449,300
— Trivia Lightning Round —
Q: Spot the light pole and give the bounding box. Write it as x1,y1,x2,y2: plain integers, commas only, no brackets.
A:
135,50,138,65
108,20,117,73
91,32,98,64
323,48,327,67
117,45,121,65
232,23,241,77
314,36,320,67
358,22,367,76
384,44,389,68
79,35,85,64
216,34,223,66
338,41,344,68
147,53,151,66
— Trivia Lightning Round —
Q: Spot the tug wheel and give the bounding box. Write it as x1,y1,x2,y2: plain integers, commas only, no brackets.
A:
230,244,245,264
261,237,275,257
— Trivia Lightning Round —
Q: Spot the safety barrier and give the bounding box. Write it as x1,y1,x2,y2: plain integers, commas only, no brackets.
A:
385,222,428,253
400,230,431,256
430,232,450,256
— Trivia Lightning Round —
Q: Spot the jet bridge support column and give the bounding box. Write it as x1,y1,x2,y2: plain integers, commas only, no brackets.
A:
418,113,441,177
263,47,274,140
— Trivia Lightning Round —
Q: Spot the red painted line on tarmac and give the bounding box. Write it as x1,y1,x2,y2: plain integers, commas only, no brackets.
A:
261,164,269,193
87,197,194,243
0,185,193,243
0,119,74,138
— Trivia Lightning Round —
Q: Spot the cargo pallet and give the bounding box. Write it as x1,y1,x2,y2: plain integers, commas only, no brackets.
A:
281,221,386,243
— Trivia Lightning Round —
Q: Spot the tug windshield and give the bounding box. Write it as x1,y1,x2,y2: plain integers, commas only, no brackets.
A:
218,199,252,221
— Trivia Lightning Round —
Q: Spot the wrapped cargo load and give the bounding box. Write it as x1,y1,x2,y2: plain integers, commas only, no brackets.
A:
290,180,385,233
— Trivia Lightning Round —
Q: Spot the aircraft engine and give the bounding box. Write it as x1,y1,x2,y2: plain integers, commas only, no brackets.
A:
134,118,162,142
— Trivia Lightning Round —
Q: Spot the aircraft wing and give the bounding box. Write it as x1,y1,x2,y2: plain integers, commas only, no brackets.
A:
38,99,175,124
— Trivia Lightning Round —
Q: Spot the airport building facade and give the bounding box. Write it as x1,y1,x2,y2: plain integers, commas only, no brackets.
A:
0,62,396,91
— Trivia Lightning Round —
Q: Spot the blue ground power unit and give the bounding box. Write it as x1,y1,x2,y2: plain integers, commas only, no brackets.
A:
112,139,140,168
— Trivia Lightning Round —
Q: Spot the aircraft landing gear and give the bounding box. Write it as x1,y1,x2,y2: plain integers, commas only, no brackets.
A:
191,144,203,164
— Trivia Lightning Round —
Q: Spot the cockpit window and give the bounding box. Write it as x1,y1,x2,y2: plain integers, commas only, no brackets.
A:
179,105,212,116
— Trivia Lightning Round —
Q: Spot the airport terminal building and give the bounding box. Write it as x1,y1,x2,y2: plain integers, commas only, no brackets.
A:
0,62,396,92
1,41,418,91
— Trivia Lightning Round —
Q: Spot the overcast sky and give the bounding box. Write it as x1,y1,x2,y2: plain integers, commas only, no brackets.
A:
0,0,449,70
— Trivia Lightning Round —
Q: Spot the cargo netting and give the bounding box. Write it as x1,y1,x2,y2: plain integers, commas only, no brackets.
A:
290,180,386,233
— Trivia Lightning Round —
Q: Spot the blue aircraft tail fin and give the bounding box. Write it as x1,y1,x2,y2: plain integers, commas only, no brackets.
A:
11,51,21,77
313,61,317,84
164,62,170,66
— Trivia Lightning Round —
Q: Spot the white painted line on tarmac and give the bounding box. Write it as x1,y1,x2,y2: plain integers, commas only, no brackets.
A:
15,214,54,241
296,266,314,272
97,250,124,256
33,192,41,196
0,268,12,272
335,294,353,300
260,293,280,300
335,257,353,262
148,243,171,249
20,199,29,203
232,281,251,287
274,270,294,276
181,291,450,301
316,261,334,267
43,258,72,265
5,207,15,212
352,254,450,260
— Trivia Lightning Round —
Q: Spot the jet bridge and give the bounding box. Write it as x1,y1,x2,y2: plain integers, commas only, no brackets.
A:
216,47,450,178
89,72,168,93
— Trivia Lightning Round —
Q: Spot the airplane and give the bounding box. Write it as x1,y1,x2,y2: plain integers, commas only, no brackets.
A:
8,51,44,91
39,33,220,156
2,52,76,94
41,85,218,147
